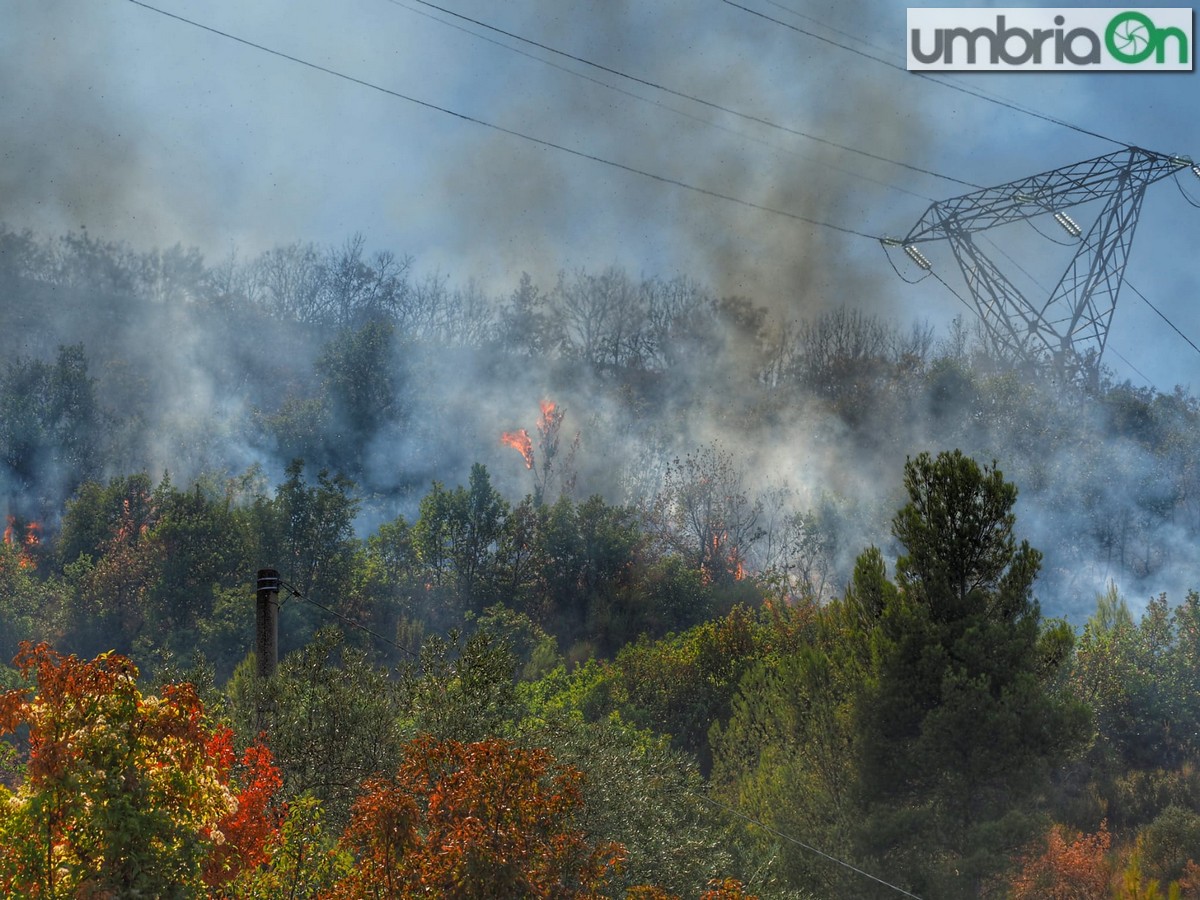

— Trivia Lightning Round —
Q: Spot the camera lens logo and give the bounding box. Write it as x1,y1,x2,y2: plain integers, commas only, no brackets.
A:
907,8,1193,71
1106,11,1185,64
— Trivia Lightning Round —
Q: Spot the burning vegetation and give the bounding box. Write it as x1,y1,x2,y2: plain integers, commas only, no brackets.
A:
500,428,534,469
3,515,40,569
501,400,579,504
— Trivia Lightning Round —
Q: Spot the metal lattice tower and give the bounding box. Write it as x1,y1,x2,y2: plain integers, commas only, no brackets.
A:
894,147,1194,381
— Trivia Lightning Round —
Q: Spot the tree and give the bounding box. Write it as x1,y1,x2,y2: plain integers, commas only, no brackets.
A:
220,794,349,900
411,465,508,614
1005,822,1112,900
0,344,102,508
716,453,1090,898
579,605,768,772
852,451,1089,897
498,271,558,356
261,461,360,643
518,698,741,896
554,266,647,369
64,475,162,655
226,629,407,830
652,444,764,588
315,318,400,471
323,735,624,898
0,643,280,898
709,614,860,893
1071,590,1200,788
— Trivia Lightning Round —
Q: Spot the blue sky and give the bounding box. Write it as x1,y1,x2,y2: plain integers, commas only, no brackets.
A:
4,0,1198,388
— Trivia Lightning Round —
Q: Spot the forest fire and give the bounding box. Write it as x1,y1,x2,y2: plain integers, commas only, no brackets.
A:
500,428,534,469
3,515,41,569
706,531,746,583
502,399,579,505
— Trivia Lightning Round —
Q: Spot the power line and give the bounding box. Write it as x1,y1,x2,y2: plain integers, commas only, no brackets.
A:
126,0,1197,377
384,0,935,202
1125,279,1200,359
695,793,925,899
1107,345,1154,385
718,0,1128,148
123,0,882,242
748,0,1113,135
727,1,1197,372
401,0,979,189
278,578,421,659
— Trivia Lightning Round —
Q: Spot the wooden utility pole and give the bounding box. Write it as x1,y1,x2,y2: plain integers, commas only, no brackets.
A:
256,568,280,679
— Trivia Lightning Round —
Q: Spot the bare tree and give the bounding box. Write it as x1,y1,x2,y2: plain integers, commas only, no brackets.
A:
553,266,647,369
642,275,714,371
753,485,838,600
651,442,763,585
249,242,328,323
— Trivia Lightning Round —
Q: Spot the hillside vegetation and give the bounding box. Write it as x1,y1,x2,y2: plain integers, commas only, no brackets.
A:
1,227,1199,897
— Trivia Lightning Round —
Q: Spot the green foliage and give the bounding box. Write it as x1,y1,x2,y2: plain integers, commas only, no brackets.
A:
1069,589,1200,831
520,710,739,896
0,343,102,501
1138,805,1200,887
227,628,408,829
850,452,1089,896
470,603,561,681
411,463,508,616
402,629,523,743
713,452,1091,898
710,615,861,894
224,794,349,899
55,471,261,673
555,605,779,773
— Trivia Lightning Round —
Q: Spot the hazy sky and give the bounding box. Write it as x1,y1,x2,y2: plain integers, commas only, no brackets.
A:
4,0,1198,388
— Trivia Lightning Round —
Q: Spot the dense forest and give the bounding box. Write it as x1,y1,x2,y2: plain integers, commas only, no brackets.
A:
1,226,1200,897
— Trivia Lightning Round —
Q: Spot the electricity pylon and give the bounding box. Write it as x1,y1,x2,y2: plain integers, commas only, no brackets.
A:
890,147,1195,382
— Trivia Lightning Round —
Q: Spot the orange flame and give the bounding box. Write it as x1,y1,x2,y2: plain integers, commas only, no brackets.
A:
705,531,746,583
3,516,39,569
501,428,534,469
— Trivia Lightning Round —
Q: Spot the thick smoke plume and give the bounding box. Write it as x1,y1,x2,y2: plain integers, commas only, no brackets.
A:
2,225,1198,625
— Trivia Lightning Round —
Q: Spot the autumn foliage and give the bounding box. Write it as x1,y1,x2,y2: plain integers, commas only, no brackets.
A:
325,734,624,898
1006,822,1113,899
0,642,281,898
204,729,286,890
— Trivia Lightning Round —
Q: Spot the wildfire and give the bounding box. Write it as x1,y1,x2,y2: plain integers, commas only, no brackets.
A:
3,516,40,569
500,428,535,469
705,531,746,583
502,399,578,504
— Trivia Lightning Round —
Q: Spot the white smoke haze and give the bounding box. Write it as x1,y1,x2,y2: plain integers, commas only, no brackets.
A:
1,0,1198,624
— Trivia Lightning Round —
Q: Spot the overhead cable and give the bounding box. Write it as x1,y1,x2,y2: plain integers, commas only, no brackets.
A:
695,793,926,899
385,0,935,201
402,0,979,188
123,0,883,241
718,0,1128,148
278,578,421,660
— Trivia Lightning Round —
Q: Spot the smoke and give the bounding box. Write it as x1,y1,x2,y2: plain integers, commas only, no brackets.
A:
3,1,1198,628
423,0,923,325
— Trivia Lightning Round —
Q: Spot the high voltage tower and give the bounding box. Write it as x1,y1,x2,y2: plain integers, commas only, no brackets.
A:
890,147,1199,383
